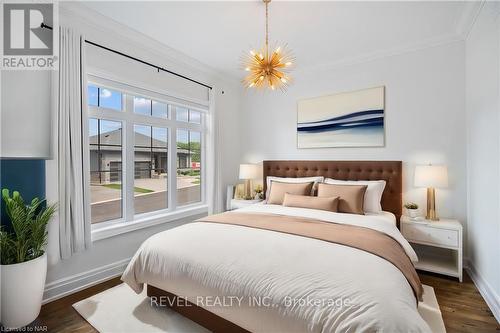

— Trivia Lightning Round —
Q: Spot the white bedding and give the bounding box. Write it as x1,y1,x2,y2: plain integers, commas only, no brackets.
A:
122,205,430,333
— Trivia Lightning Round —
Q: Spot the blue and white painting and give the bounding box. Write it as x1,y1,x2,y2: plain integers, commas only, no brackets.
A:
297,86,385,148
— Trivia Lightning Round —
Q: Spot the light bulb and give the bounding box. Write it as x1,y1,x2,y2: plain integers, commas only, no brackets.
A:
281,78,287,83
245,67,250,71
285,62,292,66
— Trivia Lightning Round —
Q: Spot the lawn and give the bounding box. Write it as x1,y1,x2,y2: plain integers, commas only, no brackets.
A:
102,184,153,193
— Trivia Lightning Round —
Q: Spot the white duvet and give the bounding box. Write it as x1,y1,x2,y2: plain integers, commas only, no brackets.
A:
122,204,431,333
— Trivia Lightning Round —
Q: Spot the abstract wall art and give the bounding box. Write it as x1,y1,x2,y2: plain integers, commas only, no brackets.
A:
297,86,385,148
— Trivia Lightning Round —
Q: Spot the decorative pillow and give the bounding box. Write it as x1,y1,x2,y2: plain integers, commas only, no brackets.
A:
282,193,339,212
265,176,324,199
267,181,314,205
317,183,368,215
324,179,386,213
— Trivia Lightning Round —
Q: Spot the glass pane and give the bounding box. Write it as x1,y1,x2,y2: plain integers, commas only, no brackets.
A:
189,110,201,124
89,118,98,145
134,125,168,215
88,85,98,106
99,120,122,146
152,127,168,148
152,101,168,118
99,87,122,111
134,124,151,147
175,106,189,122
89,119,123,224
134,97,151,116
177,129,201,206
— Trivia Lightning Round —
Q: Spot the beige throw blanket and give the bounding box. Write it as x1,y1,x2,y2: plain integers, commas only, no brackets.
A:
199,212,423,302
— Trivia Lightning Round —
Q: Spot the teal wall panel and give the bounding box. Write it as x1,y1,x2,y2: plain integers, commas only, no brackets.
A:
0,160,46,230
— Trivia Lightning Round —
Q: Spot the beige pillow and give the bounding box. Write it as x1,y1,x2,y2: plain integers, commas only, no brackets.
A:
265,176,324,198
317,183,368,215
283,193,339,212
267,181,314,205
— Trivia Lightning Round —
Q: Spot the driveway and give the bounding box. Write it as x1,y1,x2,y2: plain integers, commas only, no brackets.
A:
90,176,201,224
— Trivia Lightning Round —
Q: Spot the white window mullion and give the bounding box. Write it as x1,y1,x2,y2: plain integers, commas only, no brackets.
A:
124,95,135,221
201,114,207,205
168,106,177,211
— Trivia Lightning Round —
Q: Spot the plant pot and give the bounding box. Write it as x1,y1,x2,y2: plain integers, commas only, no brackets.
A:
407,209,419,218
1,253,47,329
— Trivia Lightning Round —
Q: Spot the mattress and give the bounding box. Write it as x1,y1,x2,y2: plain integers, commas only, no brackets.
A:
122,205,429,332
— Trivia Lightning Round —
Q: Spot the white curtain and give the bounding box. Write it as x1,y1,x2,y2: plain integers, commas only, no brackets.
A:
207,89,224,214
58,27,91,259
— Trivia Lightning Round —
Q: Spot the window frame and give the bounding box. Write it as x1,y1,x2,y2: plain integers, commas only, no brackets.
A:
87,75,208,239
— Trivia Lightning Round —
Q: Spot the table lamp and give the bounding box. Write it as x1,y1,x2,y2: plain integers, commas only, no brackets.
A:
414,164,448,221
239,164,259,200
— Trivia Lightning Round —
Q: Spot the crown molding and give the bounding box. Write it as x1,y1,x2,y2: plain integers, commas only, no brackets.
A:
59,2,240,89
294,32,463,76
455,0,486,40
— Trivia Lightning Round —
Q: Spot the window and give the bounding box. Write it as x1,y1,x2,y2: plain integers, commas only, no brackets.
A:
88,84,122,111
134,125,168,214
89,119,123,223
175,106,201,124
87,80,206,227
133,97,168,118
176,129,201,205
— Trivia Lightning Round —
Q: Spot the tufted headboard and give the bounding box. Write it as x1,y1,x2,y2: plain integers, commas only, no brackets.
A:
263,160,403,224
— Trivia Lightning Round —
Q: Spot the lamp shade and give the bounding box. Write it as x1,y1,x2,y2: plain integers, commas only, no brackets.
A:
239,164,259,180
414,165,448,188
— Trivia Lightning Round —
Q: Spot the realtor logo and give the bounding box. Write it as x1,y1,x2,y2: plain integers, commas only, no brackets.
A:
1,2,57,69
3,3,53,55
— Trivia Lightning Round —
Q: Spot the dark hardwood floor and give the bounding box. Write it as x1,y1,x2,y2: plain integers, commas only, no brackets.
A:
30,271,499,332
420,272,500,333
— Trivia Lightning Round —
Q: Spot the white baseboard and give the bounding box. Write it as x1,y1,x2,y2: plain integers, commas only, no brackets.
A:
465,260,500,324
42,257,131,304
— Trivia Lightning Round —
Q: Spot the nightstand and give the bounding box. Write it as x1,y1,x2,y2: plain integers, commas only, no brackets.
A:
401,216,463,282
229,199,263,211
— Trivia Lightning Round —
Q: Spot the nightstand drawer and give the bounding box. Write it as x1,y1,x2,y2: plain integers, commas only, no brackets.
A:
403,223,458,247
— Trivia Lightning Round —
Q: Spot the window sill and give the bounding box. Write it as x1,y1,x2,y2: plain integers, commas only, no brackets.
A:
91,204,208,242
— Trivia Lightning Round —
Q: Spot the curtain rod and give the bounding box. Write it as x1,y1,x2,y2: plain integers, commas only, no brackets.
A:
41,23,213,90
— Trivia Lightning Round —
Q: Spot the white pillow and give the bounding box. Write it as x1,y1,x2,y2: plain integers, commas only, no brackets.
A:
265,176,324,199
324,178,386,213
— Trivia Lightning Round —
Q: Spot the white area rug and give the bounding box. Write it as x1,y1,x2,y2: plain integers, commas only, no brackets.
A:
73,283,446,333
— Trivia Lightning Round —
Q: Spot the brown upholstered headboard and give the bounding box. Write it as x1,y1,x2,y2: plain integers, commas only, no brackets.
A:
263,160,403,223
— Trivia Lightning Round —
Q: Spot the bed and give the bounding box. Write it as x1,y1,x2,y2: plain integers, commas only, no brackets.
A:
122,160,431,332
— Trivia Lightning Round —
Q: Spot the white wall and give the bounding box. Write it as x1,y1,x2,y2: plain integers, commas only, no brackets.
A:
465,2,500,321
43,3,242,301
1,71,52,159
240,42,467,226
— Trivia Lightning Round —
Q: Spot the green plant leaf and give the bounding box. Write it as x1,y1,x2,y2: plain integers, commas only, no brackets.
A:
1,189,57,264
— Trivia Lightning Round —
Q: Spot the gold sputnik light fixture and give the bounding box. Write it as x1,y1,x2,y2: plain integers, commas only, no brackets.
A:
242,0,294,91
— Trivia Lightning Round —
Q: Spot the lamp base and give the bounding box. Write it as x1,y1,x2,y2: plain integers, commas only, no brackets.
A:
243,179,253,200
426,187,439,221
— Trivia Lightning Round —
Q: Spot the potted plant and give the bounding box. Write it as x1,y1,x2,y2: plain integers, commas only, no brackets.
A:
0,189,57,329
254,184,264,200
404,202,419,219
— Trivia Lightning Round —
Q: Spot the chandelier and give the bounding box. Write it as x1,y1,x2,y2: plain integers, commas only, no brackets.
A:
242,0,294,91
